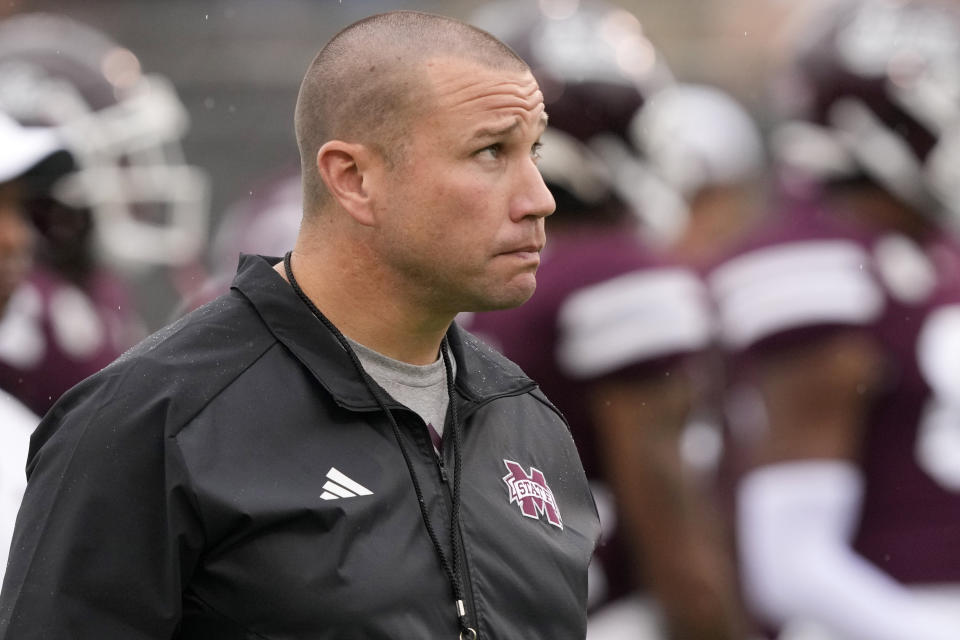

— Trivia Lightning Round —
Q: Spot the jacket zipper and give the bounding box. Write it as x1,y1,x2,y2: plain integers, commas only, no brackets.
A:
439,414,479,635
446,382,539,636
402,410,478,633
451,496,479,633
437,453,449,483
391,384,540,636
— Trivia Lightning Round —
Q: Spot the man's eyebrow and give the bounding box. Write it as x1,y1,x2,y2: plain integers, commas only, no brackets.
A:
470,112,550,141
470,118,521,141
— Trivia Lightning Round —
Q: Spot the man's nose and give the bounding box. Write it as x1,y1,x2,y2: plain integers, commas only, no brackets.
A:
511,159,556,222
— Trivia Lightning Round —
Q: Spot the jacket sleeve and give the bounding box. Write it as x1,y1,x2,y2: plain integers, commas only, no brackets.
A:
0,376,205,639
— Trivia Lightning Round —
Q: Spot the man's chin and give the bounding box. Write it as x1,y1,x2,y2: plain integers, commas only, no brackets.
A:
469,281,537,312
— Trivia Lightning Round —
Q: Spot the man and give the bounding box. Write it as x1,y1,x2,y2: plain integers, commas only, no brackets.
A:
465,4,745,640
0,109,69,585
709,1,960,638
0,11,600,639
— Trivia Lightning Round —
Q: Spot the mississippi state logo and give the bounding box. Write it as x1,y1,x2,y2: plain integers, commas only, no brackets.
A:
502,459,563,529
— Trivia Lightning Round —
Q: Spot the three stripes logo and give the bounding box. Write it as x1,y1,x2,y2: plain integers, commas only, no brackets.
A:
320,467,374,501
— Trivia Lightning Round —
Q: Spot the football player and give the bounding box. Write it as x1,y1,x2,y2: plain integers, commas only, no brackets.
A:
0,13,210,415
466,3,746,639
709,1,960,638
632,82,771,587
0,109,68,585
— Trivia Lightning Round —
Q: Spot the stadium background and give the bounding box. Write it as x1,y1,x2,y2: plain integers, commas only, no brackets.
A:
0,0,820,326
0,0,813,235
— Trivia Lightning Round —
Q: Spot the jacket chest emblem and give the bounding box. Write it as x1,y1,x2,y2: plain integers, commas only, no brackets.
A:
502,459,563,530
320,467,373,500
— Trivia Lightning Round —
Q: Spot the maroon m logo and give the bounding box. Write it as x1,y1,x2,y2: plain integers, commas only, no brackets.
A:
502,460,563,529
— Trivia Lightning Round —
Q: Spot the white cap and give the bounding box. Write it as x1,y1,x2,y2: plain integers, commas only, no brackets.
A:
0,110,63,184
635,84,764,198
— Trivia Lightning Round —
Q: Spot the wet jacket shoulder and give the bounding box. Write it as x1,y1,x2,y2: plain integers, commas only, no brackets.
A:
0,254,600,640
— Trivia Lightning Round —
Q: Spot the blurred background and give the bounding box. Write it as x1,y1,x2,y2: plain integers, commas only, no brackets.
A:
1,0,797,211
0,0,811,329
4,3,960,639
11,0,812,207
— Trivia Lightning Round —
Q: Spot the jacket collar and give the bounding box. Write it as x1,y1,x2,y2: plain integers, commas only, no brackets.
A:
231,254,535,411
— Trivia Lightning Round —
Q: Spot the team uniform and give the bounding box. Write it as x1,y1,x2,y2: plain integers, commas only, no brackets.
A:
0,12,211,337
0,101,69,596
710,200,960,636
0,255,600,639
713,1,960,634
0,265,142,416
465,223,714,612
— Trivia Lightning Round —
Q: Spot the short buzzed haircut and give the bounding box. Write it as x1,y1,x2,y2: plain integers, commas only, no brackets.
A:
294,11,528,215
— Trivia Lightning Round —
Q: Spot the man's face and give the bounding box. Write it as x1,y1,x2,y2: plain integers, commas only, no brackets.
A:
372,58,555,314
0,180,33,311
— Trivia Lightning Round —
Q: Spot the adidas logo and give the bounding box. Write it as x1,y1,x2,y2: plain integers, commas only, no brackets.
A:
321,467,374,501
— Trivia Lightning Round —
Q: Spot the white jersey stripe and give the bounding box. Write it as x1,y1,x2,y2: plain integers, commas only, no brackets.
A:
557,268,713,379
710,240,884,349
918,305,960,405
710,240,871,299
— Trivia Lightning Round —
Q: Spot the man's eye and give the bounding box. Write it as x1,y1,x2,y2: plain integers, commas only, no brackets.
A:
479,144,501,158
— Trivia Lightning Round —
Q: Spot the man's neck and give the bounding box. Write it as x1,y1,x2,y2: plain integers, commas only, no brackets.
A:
275,245,453,365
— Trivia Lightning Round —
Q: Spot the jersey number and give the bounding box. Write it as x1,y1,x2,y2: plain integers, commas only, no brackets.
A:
916,304,960,492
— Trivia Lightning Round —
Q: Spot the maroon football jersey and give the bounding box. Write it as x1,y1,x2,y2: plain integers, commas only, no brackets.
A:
463,222,714,608
710,201,960,587
0,265,144,416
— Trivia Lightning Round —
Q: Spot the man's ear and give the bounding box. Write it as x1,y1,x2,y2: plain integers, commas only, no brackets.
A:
316,140,379,226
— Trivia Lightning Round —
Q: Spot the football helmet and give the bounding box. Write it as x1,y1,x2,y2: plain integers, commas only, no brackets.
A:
0,12,210,269
771,0,960,224
471,0,685,245
634,83,765,201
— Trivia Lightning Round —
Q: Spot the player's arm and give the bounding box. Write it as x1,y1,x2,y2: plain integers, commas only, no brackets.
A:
589,364,746,640
0,378,204,639
713,236,960,638
752,329,878,464
558,267,744,640
736,328,960,640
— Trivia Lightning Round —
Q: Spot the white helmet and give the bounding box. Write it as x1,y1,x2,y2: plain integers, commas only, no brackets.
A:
635,83,765,200
0,12,210,269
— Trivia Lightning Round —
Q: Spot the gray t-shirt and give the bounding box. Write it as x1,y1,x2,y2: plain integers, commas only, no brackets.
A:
347,337,456,455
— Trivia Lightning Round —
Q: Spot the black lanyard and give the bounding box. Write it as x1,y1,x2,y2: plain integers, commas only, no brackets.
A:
283,252,476,639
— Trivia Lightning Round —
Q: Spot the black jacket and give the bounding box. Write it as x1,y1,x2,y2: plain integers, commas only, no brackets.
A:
0,255,600,639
